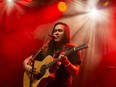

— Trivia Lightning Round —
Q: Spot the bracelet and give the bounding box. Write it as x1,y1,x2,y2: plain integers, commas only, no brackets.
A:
65,62,71,67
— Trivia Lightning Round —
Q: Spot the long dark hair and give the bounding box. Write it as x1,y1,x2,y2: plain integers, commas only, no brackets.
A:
45,22,71,56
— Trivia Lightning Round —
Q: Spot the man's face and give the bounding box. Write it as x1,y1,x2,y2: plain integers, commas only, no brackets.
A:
53,24,65,42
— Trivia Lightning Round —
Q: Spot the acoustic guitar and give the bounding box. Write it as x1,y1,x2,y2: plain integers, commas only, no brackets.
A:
23,43,88,87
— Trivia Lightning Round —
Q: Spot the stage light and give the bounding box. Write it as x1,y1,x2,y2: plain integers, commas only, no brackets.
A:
89,8,98,17
7,0,13,3
0,0,32,15
5,0,15,13
58,1,67,12
6,0,15,6
103,1,109,7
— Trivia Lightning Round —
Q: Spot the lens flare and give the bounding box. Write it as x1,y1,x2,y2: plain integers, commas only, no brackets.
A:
0,0,32,15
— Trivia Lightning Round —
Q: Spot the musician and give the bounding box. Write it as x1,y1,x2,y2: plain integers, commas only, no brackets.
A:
23,22,81,87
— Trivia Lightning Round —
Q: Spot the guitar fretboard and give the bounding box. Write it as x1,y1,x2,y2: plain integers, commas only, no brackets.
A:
46,43,88,68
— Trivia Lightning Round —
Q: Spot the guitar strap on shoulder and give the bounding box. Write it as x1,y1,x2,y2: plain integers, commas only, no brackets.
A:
52,43,68,58
60,43,71,53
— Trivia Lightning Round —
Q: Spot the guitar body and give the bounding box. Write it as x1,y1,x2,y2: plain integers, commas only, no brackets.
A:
23,55,53,87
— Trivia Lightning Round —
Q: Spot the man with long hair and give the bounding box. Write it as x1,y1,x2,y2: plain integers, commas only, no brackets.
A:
23,22,81,87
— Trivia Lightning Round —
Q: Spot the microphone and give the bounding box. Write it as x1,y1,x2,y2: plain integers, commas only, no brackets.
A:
48,34,56,39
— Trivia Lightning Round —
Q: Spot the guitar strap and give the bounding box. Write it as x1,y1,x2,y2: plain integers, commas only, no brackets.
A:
48,44,69,74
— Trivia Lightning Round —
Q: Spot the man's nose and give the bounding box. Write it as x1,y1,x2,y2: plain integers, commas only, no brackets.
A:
55,31,59,34
55,33,59,35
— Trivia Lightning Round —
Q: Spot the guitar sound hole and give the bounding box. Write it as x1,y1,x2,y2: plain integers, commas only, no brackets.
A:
34,64,47,80
34,73,44,80
40,64,47,74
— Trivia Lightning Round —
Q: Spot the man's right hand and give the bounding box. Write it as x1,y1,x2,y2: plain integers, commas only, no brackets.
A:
23,55,36,72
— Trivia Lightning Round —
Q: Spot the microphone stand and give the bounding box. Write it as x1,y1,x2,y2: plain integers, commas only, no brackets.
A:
29,47,45,87
29,33,53,87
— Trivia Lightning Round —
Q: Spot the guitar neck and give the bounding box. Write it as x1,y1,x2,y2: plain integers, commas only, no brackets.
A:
65,43,88,56
45,48,76,68
46,43,88,69
65,48,74,56
46,58,60,68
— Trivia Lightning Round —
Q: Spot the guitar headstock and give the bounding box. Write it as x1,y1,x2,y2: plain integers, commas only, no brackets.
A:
65,43,88,56
74,43,88,51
